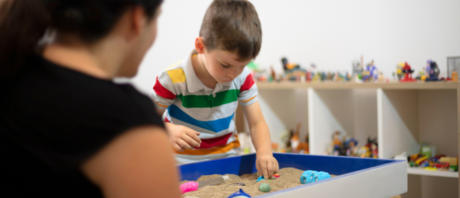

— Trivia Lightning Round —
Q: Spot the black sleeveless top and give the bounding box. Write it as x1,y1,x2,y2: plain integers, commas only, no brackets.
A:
0,55,164,197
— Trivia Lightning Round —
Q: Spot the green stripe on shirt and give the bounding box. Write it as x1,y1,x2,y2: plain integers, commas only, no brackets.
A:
177,89,240,108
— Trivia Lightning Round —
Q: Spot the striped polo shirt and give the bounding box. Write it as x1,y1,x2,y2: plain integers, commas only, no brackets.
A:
150,50,258,164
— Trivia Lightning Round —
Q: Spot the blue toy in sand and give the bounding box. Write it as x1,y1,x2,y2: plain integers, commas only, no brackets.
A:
256,176,265,182
300,170,331,184
227,188,251,198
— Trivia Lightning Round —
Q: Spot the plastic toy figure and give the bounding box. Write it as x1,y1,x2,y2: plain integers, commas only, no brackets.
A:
363,60,378,81
352,55,364,80
362,137,378,158
332,131,342,153
370,142,378,158
400,62,416,82
358,146,370,158
346,138,358,156
320,72,327,81
281,57,307,82
395,63,404,81
426,60,440,81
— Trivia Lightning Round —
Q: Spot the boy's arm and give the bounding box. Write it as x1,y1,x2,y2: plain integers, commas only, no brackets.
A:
243,101,279,179
151,73,201,151
152,106,201,152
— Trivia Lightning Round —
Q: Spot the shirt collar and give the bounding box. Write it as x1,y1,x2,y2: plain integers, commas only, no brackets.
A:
183,49,232,93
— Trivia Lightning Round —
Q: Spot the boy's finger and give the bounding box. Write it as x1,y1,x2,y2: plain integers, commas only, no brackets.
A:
174,143,184,152
177,139,193,150
261,161,269,180
267,161,274,179
256,161,261,177
185,129,202,143
273,160,280,173
182,134,201,148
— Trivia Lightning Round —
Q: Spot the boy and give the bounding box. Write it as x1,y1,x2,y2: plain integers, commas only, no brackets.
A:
151,0,279,179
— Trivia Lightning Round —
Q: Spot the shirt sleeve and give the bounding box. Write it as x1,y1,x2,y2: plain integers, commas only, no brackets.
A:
150,70,177,111
238,67,258,106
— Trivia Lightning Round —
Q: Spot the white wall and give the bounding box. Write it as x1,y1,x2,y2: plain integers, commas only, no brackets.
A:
132,0,460,94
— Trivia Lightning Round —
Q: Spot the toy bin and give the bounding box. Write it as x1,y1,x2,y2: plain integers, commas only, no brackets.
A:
179,153,407,198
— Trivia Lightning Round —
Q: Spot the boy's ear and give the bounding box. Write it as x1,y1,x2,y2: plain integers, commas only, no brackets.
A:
195,37,206,54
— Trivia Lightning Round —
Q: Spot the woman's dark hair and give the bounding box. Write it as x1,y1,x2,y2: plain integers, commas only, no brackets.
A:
0,0,162,80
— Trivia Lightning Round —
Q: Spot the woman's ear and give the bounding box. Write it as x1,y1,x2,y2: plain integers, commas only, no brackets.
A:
195,37,206,54
120,6,147,42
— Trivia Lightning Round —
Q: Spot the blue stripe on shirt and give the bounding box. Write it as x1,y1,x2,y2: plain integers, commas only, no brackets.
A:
168,105,234,133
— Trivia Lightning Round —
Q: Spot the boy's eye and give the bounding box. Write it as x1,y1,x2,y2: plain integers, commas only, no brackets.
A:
221,63,231,68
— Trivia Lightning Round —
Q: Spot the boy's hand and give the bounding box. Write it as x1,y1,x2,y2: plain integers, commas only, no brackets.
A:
256,152,279,179
165,123,201,152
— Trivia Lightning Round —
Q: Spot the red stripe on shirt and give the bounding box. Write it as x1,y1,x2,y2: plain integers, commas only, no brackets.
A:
164,117,171,123
195,133,233,149
240,74,255,92
153,77,176,100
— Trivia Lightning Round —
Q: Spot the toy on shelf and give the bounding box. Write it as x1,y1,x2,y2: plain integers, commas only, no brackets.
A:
366,137,378,158
406,142,458,172
352,55,364,82
327,131,362,157
346,138,359,156
285,123,309,154
426,60,440,81
355,137,378,158
362,60,378,82
415,67,427,81
281,57,307,82
394,63,404,81
452,71,458,82
447,56,460,81
400,62,416,82
331,131,342,155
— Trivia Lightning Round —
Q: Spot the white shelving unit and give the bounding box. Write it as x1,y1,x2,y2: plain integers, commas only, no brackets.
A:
407,167,458,178
253,82,459,198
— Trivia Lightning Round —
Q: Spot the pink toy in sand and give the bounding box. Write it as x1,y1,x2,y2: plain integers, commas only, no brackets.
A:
180,175,230,194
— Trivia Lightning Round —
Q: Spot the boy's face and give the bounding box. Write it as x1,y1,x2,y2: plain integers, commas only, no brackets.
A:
202,49,252,84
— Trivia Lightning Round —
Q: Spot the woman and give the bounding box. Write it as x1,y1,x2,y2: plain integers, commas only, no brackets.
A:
0,0,181,197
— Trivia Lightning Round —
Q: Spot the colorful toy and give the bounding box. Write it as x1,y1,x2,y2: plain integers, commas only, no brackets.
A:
425,167,438,171
259,183,271,192
352,56,364,81
400,62,416,82
394,63,404,81
227,189,251,198
452,71,458,82
273,174,280,178
281,58,307,82
316,171,332,181
346,138,358,156
447,56,460,81
300,170,316,184
256,176,265,182
180,175,229,194
257,175,277,182
300,170,331,184
426,60,440,81
362,60,378,81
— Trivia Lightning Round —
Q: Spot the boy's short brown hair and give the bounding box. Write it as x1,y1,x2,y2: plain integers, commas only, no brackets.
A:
199,0,262,60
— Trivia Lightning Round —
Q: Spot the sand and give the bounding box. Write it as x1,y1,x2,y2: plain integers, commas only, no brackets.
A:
181,167,401,198
181,167,320,198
